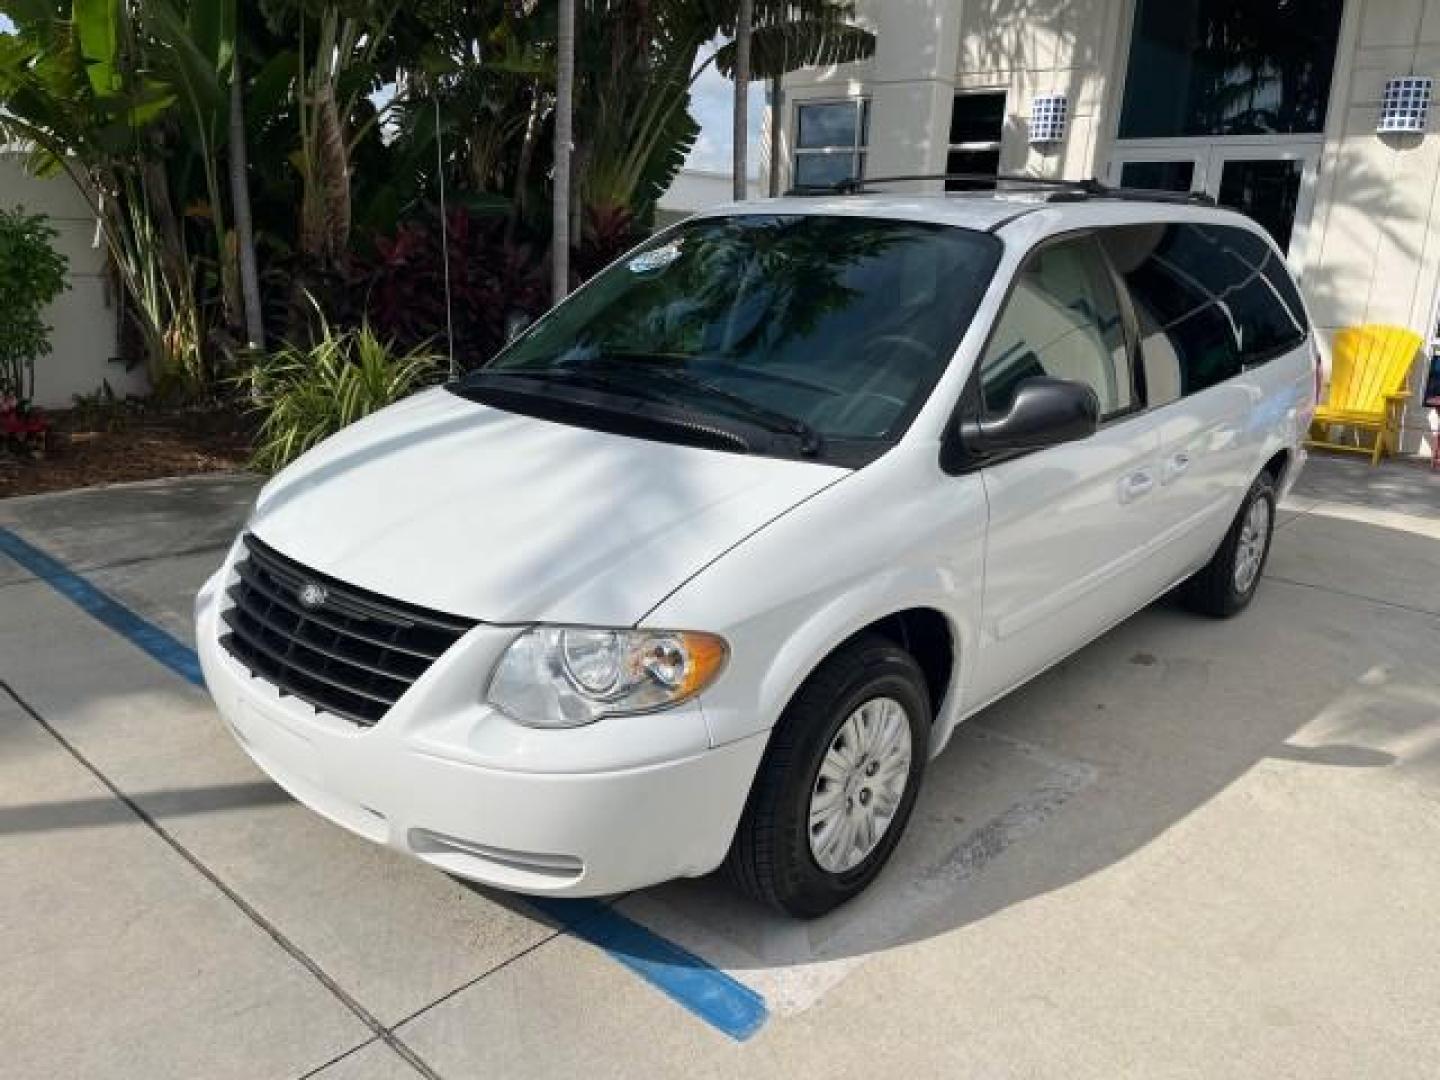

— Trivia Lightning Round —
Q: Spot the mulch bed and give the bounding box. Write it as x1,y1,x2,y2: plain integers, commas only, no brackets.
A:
0,405,255,499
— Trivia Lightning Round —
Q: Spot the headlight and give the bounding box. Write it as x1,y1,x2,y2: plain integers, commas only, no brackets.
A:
486,626,728,728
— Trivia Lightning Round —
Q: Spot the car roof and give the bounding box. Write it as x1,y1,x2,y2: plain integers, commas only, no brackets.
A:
688,190,1262,238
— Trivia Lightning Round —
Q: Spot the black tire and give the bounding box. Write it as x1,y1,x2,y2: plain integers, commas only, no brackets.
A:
1180,472,1277,618
724,632,930,918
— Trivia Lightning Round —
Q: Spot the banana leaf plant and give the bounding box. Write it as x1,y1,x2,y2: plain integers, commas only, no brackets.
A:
570,0,714,226
257,0,400,287
573,1,873,227
0,0,255,390
392,0,552,199
1,0,185,385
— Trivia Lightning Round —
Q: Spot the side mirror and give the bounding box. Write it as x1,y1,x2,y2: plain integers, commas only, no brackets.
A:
961,376,1100,455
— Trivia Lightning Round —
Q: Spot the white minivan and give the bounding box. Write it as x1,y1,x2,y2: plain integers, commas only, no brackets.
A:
197,188,1317,917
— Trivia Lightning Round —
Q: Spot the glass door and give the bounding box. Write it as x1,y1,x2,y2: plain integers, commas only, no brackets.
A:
1106,0,1344,270
1107,144,1320,263
1208,145,1320,261
1108,148,1205,193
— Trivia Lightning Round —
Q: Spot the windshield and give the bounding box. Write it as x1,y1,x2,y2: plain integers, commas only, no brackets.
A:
463,214,1001,462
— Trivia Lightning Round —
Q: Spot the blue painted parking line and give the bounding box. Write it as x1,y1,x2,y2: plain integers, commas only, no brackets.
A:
0,527,204,687
530,897,768,1041
0,525,770,1041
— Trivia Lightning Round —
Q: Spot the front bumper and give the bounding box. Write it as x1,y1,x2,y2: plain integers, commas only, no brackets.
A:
195,559,767,896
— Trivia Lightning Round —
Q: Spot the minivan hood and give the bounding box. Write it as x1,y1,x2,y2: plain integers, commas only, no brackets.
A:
248,388,849,625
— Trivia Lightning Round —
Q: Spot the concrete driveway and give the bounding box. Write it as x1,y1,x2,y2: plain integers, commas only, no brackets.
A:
2,454,1438,1079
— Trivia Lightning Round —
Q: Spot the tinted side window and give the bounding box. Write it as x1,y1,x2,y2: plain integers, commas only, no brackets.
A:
1200,225,1309,361
1101,223,1308,405
980,237,1134,419
1101,224,1239,400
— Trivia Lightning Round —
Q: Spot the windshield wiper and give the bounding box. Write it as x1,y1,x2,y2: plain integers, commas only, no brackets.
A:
470,367,632,395
459,368,756,454
472,361,824,457
590,356,825,457
469,366,695,410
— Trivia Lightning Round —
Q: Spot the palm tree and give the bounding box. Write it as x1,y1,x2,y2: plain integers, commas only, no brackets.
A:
716,2,876,197
553,0,575,302
733,0,754,201
229,54,265,351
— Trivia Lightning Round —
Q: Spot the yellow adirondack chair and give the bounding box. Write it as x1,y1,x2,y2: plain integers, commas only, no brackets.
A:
1307,324,1422,465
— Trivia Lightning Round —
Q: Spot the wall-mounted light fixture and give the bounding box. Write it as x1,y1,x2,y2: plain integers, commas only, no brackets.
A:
1378,76,1432,134
1029,95,1068,145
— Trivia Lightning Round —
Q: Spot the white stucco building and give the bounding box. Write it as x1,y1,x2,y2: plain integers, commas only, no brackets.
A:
657,168,761,228
1,150,143,409
769,0,1440,455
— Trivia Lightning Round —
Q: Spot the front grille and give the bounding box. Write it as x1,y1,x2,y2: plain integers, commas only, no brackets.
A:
220,533,477,727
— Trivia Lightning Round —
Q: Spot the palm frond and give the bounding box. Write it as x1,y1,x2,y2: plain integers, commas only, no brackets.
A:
714,20,875,80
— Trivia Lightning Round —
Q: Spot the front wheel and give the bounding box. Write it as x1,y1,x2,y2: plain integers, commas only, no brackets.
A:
1180,472,1277,617
724,633,929,918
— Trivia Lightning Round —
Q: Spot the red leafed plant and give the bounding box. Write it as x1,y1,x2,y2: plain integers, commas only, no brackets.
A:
1,392,50,455
353,208,550,371
573,206,646,285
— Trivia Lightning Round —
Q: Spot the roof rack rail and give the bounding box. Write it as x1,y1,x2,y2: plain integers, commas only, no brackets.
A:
1044,184,1218,207
786,173,1098,197
784,173,1217,207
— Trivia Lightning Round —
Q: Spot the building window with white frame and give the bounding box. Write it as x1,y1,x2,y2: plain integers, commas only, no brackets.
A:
793,99,869,190
947,91,1007,191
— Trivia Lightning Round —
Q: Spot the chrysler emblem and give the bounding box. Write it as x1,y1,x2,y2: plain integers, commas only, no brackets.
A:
297,580,328,610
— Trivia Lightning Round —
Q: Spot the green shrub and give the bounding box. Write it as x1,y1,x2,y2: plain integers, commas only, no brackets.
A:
0,206,69,405
240,315,439,472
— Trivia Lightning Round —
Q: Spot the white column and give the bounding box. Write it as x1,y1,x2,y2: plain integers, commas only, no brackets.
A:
863,0,966,188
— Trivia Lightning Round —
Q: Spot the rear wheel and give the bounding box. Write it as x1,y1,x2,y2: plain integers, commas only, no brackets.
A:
724,633,929,918
1181,472,1277,617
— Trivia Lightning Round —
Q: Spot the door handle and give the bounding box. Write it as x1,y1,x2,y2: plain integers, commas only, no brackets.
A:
1163,451,1193,484
1119,469,1156,503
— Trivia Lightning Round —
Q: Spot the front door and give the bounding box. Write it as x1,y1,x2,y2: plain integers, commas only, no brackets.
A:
969,234,1166,708
1107,144,1321,265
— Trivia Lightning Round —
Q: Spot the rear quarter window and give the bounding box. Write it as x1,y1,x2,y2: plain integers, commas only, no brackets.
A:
1101,222,1309,406
1197,225,1309,362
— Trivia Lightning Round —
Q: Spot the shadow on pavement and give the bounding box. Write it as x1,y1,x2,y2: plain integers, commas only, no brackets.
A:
0,781,291,836
589,508,1440,1007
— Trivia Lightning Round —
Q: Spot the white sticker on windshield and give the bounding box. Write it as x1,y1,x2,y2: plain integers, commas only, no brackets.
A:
628,241,683,274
